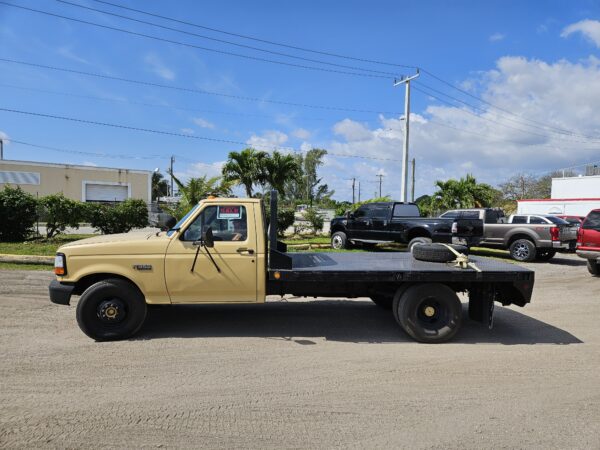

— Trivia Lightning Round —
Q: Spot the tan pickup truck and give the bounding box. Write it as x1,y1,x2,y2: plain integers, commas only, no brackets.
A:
440,209,578,261
50,193,535,343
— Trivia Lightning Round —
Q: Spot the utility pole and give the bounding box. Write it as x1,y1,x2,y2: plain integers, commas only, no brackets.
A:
411,158,416,202
351,177,356,204
358,181,361,202
394,69,420,202
0,138,3,160
376,174,384,197
169,155,175,197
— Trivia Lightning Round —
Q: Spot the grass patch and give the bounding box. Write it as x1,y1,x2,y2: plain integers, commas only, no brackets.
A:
282,236,330,245
0,262,53,271
0,234,95,256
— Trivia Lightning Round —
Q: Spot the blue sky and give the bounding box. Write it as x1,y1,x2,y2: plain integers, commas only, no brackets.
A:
1,0,599,200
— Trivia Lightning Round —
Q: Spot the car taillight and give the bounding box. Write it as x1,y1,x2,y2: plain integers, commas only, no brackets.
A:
54,253,67,276
550,226,560,241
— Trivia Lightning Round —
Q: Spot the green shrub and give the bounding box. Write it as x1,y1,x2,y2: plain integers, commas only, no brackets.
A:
276,209,295,237
40,193,86,238
0,186,38,241
87,199,148,234
303,208,324,234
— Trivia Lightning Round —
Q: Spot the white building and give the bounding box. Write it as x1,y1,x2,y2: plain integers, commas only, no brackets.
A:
517,175,600,217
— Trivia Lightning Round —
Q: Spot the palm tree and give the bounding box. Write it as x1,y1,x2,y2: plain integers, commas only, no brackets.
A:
167,170,233,218
261,151,300,198
222,148,267,197
431,174,497,210
151,171,169,201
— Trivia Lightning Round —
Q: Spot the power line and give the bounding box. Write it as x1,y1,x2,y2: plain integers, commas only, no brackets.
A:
413,84,600,145
0,106,403,162
416,80,600,141
90,0,418,70
0,57,402,115
87,0,592,140
57,0,399,78
1,1,390,80
0,82,330,122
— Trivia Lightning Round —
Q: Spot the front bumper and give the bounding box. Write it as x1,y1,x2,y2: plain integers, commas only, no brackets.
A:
49,280,74,305
576,249,600,261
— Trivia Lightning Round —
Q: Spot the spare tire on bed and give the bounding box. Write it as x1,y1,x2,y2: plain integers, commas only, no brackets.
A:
412,243,468,263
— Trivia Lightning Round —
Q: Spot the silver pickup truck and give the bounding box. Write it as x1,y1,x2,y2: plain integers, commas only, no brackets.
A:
440,209,578,261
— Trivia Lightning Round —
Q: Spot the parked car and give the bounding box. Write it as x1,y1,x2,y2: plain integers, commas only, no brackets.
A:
556,215,586,227
440,209,578,261
330,202,483,250
576,209,600,276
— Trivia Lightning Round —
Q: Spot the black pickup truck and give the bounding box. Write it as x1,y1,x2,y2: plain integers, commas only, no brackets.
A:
330,202,483,251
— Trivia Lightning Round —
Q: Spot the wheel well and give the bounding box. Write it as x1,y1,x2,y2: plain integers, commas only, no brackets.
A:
73,273,141,296
507,234,535,247
331,225,346,235
407,228,431,241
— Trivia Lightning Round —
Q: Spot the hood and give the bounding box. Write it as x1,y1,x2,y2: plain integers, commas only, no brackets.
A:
58,231,172,256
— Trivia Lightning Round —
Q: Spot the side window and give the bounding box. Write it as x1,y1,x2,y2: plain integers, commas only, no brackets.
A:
354,206,368,218
460,211,480,219
182,205,247,242
484,210,498,224
442,211,459,219
583,211,600,230
367,206,390,219
529,216,546,224
512,216,527,224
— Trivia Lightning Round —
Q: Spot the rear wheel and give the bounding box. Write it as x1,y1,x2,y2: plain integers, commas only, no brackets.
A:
588,260,600,276
536,250,556,261
509,239,536,262
331,231,348,250
408,237,432,252
76,278,147,341
393,283,463,343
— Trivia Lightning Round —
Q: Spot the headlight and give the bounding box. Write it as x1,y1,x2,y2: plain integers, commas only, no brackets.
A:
54,253,67,276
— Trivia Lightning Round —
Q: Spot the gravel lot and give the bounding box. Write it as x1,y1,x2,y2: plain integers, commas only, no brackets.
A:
1,253,599,449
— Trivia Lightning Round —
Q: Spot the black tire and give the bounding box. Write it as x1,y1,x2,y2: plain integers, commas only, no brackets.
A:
393,283,463,343
370,295,393,309
76,278,147,341
412,243,469,263
407,237,432,252
509,239,536,262
588,260,600,276
536,250,556,261
331,231,348,250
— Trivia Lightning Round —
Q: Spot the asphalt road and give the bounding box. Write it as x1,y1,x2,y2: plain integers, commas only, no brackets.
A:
1,253,599,449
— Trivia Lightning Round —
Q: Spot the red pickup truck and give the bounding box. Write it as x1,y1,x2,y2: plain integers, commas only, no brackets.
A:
576,209,600,276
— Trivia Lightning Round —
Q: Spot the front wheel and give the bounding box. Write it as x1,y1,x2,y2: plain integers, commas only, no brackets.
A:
331,231,348,250
588,260,600,276
393,283,463,343
76,278,147,341
509,239,537,262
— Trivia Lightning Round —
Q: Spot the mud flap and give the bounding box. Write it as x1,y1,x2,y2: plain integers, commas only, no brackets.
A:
468,286,495,329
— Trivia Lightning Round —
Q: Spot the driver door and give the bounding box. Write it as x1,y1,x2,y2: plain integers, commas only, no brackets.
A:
165,203,258,303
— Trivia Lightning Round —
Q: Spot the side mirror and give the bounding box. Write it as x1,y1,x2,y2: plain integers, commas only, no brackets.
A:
202,227,215,248
158,213,177,231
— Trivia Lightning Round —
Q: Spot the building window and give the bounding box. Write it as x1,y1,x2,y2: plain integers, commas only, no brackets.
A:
0,171,41,185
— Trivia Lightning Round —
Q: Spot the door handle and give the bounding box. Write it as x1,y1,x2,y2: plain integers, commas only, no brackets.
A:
237,247,254,254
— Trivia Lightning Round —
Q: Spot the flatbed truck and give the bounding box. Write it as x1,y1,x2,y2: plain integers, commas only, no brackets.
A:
50,192,535,343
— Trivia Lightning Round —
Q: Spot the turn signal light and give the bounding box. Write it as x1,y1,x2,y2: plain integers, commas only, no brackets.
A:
54,254,67,276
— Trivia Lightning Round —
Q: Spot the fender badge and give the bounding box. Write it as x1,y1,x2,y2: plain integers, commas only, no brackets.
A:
133,264,153,271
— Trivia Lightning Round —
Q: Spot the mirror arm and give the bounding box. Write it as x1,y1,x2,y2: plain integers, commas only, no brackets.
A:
190,243,202,273
190,239,221,273
202,244,221,273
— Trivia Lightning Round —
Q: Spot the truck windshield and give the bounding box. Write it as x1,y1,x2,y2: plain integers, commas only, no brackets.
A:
166,204,200,237
582,211,600,230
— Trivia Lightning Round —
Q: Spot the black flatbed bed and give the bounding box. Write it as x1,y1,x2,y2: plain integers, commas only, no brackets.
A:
267,251,534,307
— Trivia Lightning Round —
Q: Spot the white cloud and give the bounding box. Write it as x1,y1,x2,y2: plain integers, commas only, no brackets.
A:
321,55,600,200
176,161,226,181
144,53,175,80
292,128,311,139
57,46,89,64
246,130,289,150
192,118,215,129
561,19,600,48
489,32,505,42
180,128,195,135
82,161,98,167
